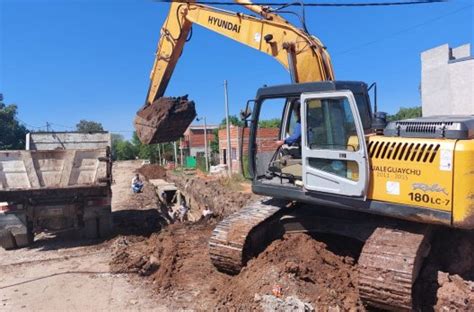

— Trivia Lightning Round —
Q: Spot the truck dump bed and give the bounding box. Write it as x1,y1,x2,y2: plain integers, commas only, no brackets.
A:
0,149,110,201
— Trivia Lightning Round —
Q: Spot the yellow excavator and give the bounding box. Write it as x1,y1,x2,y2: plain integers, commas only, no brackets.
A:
133,0,333,143
134,1,474,310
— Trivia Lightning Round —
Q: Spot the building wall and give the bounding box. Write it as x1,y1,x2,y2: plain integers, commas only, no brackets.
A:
218,126,279,172
187,129,215,148
181,126,217,157
421,44,474,116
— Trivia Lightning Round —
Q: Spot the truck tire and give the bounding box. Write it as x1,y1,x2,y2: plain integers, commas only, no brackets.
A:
0,225,33,250
0,230,16,250
98,214,113,238
11,230,34,248
13,221,34,248
83,218,98,239
0,214,33,249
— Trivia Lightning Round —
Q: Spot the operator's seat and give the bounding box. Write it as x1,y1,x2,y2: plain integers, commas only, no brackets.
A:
280,159,302,180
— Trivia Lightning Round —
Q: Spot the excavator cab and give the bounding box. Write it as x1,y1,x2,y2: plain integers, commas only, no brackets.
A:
248,81,373,199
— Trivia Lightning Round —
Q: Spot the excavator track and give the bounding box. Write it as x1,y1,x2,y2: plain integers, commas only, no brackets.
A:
209,198,287,274
358,226,432,311
210,200,434,310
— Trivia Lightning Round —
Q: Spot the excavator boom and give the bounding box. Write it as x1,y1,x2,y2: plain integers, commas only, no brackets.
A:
134,0,334,144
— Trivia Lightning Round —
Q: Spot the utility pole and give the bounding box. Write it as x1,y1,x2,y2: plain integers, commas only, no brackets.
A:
46,122,51,132
157,143,162,165
173,141,178,169
160,143,165,165
224,80,232,175
179,138,184,168
203,117,209,172
196,117,209,172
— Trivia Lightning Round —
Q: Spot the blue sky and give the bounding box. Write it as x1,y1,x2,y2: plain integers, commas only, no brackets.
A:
1,0,472,139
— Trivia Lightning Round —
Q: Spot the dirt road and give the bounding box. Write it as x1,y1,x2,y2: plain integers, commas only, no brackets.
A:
0,161,165,312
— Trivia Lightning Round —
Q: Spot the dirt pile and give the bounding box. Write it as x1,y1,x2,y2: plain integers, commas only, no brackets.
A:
217,233,362,310
435,272,474,311
111,224,362,310
111,222,230,309
134,96,196,144
137,164,167,180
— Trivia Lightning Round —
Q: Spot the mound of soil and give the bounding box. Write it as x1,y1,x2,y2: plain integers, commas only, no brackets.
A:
217,233,362,310
111,223,362,310
137,164,167,181
111,222,230,309
435,272,474,311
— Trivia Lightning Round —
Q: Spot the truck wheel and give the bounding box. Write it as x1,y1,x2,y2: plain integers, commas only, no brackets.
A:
11,229,34,248
83,218,98,239
0,230,16,250
14,221,34,248
98,214,113,238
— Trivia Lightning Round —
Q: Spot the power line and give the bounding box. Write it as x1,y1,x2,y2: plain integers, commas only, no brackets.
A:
49,122,75,129
155,0,447,7
16,118,43,129
334,3,473,55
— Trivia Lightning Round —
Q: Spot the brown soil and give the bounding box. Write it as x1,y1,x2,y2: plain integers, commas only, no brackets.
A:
218,233,363,310
134,96,196,144
435,272,474,311
111,223,362,310
137,164,167,181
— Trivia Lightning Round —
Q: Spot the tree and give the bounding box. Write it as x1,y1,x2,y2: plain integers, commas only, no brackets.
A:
387,107,422,122
210,128,219,154
131,132,167,163
259,118,281,128
111,133,125,160
114,140,138,160
76,120,104,133
220,115,243,128
0,96,28,150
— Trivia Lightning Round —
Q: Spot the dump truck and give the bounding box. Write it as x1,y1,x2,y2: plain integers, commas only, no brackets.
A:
0,132,113,249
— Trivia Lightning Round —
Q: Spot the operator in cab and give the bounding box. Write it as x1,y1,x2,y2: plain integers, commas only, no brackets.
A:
276,98,301,159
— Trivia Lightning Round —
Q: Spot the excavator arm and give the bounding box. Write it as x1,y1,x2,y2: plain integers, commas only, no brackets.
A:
134,0,335,144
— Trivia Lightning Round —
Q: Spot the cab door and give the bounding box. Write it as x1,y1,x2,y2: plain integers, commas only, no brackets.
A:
301,91,369,197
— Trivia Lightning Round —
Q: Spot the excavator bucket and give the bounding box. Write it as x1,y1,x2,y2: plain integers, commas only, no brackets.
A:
134,96,196,144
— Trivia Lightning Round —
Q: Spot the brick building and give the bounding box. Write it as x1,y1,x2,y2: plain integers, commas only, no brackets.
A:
180,124,218,158
218,126,279,172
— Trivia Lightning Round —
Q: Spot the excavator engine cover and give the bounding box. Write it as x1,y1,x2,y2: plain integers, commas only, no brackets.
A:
134,96,196,144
